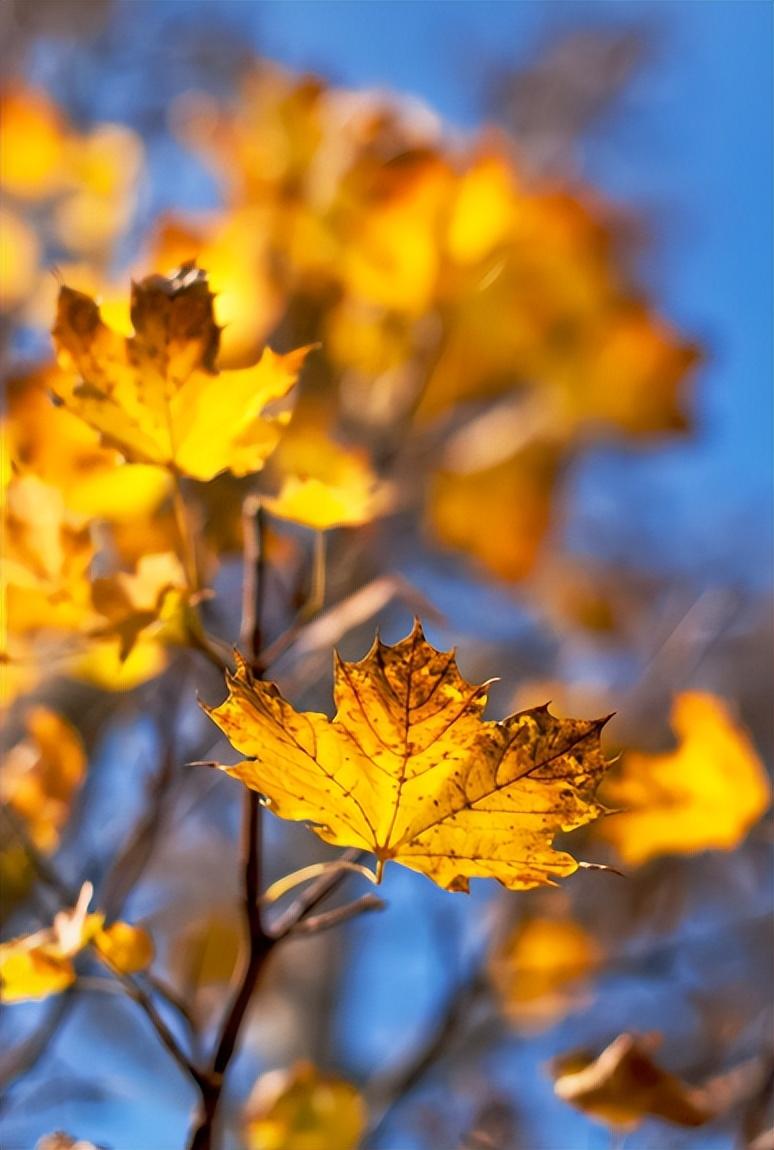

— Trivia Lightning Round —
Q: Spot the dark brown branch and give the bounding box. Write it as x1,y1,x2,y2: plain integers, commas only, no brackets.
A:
187,498,270,1150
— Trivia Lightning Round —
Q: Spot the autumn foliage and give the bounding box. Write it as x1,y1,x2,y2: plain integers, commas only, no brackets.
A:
1,43,771,1150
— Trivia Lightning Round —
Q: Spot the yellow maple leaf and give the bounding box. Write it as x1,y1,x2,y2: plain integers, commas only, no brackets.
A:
597,692,771,867
52,263,312,481
1,707,86,853
489,916,601,1030
552,1033,712,1131
244,1062,367,1150
204,621,611,891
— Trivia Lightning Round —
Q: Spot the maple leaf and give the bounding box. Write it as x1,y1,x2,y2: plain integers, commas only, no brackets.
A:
52,263,312,481
204,621,611,891
597,692,771,867
552,1032,712,1130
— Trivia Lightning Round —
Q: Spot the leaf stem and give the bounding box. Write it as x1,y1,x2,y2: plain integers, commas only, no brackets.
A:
172,471,201,593
262,859,379,905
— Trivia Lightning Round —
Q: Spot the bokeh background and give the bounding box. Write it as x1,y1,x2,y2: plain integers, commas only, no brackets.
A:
1,2,772,1149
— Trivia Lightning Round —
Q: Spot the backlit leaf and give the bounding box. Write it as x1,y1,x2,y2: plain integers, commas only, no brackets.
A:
0,883,153,1001
205,621,611,891
598,692,771,867
52,264,311,481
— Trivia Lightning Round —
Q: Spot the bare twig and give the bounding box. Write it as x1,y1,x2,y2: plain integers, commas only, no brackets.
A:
0,993,75,1101
187,497,271,1150
289,893,386,937
1,806,205,1091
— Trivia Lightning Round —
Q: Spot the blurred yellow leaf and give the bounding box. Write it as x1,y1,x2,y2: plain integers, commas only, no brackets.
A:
205,620,611,892
343,155,450,314
263,475,377,530
69,634,169,692
245,1062,367,1150
52,264,311,481
598,692,771,866
2,476,95,635
1,707,86,852
0,883,95,1002
447,150,516,265
94,920,154,974
552,1032,712,1130
0,883,153,1001
542,305,700,436
0,207,40,310
0,87,66,200
489,916,600,1030
54,123,143,255
90,551,188,661
5,365,170,520
428,440,561,582
263,418,388,530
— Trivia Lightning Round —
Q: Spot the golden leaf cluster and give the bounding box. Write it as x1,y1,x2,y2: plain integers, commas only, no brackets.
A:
151,63,700,579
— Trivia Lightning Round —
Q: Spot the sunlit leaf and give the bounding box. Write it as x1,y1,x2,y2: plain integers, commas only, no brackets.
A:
598,692,771,866
5,365,170,520
205,620,611,891
94,920,154,974
263,417,389,530
52,264,312,481
0,883,153,1002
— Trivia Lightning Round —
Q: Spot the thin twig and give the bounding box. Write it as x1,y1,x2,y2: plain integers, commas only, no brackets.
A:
1,806,205,1091
172,472,201,593
0,993,75,1101
289,893,386,937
